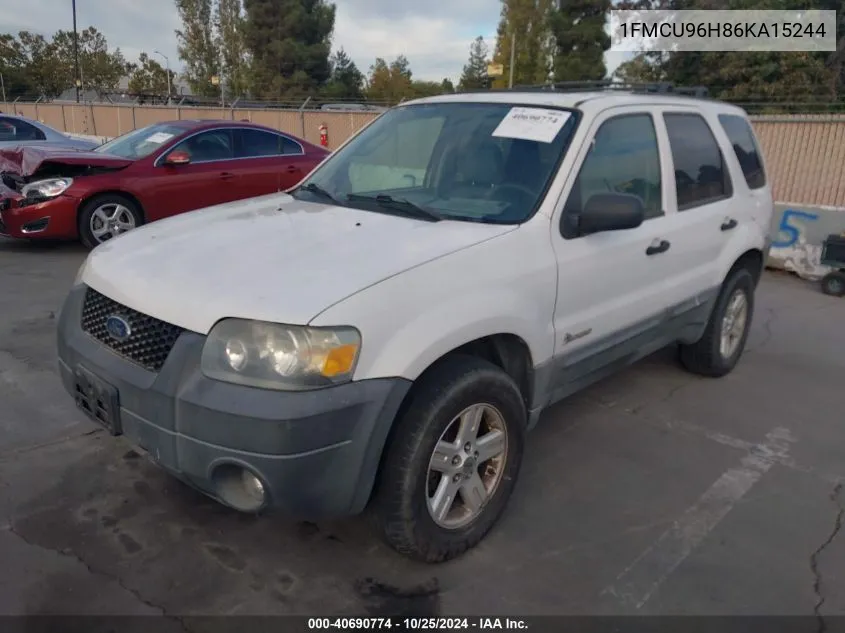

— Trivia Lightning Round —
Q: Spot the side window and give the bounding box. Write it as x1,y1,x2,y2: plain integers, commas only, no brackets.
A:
0,119,15,141
718,114,766,189
562,113,663,236
171,129,234,162
280,136,303,155
0,117,45,141
237,128,283,158
664,113,732,210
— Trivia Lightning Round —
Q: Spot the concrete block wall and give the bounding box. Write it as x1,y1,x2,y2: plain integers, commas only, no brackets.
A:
767,203,845,280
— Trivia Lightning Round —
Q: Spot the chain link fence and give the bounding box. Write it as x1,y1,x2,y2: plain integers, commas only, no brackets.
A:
6,98,845,207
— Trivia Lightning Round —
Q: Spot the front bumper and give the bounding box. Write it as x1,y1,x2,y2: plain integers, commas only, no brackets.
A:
56,284,411,517
0,194,79,239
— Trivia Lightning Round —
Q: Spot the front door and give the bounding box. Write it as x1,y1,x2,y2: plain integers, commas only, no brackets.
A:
144,129,244,221
548,107,680,401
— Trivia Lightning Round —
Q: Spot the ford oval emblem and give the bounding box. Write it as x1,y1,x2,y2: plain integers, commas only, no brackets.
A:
105,315,131,342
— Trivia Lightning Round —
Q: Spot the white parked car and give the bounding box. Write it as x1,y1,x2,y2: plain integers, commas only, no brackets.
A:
57,85,773,563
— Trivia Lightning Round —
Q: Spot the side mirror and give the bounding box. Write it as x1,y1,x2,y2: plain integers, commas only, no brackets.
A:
579,193,645,236
164,150,191,166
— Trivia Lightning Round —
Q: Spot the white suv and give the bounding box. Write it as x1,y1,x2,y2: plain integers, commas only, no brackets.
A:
57,85,773,563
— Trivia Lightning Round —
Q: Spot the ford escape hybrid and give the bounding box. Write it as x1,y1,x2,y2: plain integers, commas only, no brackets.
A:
57,83,774,563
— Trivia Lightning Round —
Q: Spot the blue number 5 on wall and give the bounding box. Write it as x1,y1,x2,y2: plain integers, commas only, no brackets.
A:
772,209,819,248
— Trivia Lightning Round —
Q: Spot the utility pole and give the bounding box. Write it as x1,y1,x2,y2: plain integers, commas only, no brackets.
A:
153,50,172,103
72,0,80,102
508,32,515,89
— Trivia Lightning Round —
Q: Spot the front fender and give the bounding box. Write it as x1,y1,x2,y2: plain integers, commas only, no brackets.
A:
353,290,551,381
309,225,558,382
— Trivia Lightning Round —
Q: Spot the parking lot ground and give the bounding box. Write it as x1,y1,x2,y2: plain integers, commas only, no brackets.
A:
1,237,845,620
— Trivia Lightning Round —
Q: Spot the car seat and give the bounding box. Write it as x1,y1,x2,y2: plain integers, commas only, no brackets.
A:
439,140,504,199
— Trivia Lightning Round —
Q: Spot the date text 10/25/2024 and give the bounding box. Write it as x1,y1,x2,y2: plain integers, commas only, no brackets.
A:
307,618,529,631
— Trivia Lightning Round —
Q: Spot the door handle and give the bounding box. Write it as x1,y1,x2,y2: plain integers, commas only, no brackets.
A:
220,172,235,180
285,165,299,173
721,217,738,231
646,239,671,256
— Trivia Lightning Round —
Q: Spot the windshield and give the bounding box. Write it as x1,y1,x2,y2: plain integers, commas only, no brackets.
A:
292,102,579,224
95,123,184,159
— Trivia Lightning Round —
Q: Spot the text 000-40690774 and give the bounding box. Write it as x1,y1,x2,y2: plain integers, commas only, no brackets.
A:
306,617,530,630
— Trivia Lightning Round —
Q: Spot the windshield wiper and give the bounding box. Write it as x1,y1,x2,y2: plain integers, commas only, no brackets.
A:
346,193,443,222
296,182,340,204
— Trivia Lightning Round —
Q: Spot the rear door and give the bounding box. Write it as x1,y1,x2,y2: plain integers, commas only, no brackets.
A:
716,113,772,235
655,107,738,305
233,128,313,196
143,128,243,220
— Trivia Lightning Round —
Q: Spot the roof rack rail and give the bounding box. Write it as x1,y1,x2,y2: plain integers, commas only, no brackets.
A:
509,80,709,98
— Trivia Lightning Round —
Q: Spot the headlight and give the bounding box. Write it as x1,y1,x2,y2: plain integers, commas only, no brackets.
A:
21,178,73,199
201,319,361,391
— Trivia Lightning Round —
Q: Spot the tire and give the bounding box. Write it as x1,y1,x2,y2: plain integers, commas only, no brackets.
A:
78,194,144,250
821,271,845,297
371,354,526,563
679,266,755,378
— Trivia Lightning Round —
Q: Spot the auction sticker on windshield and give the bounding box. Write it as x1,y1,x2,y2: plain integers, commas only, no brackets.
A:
492,107,571,144
145,132,175,144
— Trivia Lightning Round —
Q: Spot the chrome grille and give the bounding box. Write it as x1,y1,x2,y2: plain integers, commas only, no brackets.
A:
80,287,184,372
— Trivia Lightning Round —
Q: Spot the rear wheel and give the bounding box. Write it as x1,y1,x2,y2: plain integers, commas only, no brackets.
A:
821,271,845,297
371,355,526,563
679,266,755,377
78,194,143,249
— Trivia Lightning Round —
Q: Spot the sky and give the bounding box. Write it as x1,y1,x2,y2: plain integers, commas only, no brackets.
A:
1,0,632,85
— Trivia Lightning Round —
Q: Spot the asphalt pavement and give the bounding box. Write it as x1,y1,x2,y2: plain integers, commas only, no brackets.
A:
1,236,844,622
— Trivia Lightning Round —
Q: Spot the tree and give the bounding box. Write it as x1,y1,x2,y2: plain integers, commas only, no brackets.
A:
243,0,336,99
128,52,177,97
612,52,664,83
322,47,364,100
441,78,455,93
0,33,36,98
409,81,445,98
215,0,249,98
491,0,554,88
550,0,611,82
14,31,63,97
175,0,220,98
612,0,840,103
458,36,489,91
366,55,413,103
52,27,129,96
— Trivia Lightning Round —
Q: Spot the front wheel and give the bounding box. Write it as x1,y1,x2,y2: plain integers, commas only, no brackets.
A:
679,266,755,377
78,194,143,250
371,355,526,563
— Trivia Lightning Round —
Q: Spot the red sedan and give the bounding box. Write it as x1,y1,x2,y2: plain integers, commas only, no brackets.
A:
0,120,329,248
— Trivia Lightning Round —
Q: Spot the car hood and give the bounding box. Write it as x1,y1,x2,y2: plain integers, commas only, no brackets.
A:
80,193,515,334
0,145,133,177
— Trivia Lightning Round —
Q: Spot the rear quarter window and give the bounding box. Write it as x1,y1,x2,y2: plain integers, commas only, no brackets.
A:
718,114,766,190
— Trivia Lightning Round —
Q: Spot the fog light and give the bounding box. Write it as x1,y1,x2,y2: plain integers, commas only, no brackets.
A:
242,470,265,503
212,464,268,513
